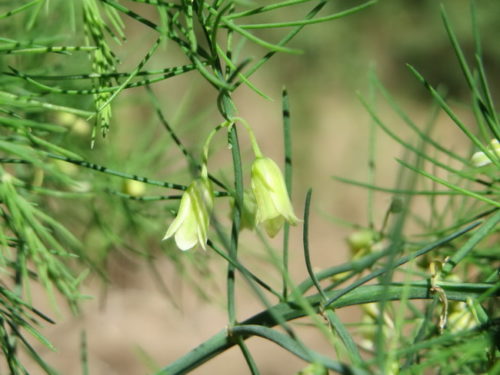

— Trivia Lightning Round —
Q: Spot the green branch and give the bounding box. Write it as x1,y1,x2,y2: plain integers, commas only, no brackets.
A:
157,283,496,375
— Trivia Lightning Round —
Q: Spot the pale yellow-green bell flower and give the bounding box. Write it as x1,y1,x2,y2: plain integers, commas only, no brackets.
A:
471,151,491,167
251,157,298,237
163,177,214,251
471,139,500,167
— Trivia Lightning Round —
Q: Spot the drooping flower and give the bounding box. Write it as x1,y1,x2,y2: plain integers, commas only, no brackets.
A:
471,139,500,167
163,177,214,251
251,156,298,237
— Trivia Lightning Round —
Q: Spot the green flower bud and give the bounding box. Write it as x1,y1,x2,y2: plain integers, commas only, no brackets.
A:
53,112,91,136
346,229,375,259
251,157,299,237
163,177,214,251
122,179,146,197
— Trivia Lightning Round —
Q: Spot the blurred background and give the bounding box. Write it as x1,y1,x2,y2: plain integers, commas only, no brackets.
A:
3,0,500,373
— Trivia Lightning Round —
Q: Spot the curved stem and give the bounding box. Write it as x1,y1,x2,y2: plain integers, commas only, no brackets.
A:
302,189,327,300
201,122,228,179
229,116,263,158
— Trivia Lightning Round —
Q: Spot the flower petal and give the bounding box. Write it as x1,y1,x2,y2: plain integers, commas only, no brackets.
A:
162,177,214,251
252,171,280,222
471,151,491,167
191,180,212,249
263,216,284,238
269,186,298,224
162,191,192,241
251,157,299,234
174,207,199,251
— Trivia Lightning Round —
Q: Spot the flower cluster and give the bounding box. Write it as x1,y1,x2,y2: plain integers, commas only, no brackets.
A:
163,122,298,251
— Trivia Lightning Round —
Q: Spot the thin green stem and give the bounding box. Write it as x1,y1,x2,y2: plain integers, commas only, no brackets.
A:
207,240,282,300
324,220,482,307
44,153,229,196
9,64,197,94
367,69,379,229
0,91,94,117
202,123,227,169
227,0,313,20
442,209,500,275
303,189,362,364
2,46,97,54
303,189,327,300
146,86,228,191
0,0,42,20
407,64,500,169
157,282,495,374
397,159,500,207
282,88,292,300
229,116,263,157
94,36,163,117
80,331,89,375
224,94,243,326
234,1,376,29
236,337,260,375
9,65,197,80
332,176,496,196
